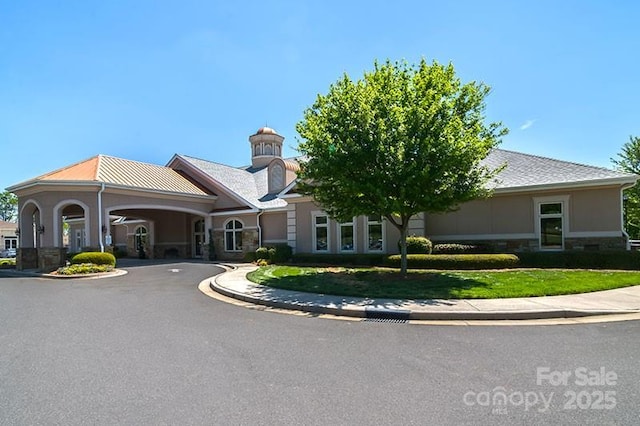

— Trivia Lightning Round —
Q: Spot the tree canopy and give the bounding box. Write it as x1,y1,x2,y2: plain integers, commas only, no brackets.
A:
612,135,640,239
296,59,508,273
0,191,17,222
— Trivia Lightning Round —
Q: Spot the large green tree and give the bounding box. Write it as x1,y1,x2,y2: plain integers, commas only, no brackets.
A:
0,191,17,222
612,135,640,239
296,59,508,274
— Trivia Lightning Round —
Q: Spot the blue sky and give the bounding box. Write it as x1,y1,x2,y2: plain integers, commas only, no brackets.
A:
2,0,639,191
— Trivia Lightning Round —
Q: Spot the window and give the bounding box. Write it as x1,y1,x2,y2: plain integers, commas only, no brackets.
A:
313,214,329,252
270,164,284,192
225,220,243,252
4,237,17,249
366,215,384,252
538,201,564,250
338,219,355,252
194,219,205,257
134,226,147,252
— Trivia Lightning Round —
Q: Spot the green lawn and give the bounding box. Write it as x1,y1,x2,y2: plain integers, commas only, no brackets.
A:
246,265,640,299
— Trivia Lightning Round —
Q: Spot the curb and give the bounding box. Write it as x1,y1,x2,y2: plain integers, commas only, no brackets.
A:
210,275,640,321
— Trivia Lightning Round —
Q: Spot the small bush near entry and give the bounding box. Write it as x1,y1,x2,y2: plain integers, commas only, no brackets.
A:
255,247,270,260
57,263,113,275
71,252,116,266
243,251,257,263
399,236,433,254
384,254,520,270
0,259,16,268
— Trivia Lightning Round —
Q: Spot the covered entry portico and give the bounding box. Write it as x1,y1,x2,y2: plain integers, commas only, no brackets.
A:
8,155,217,271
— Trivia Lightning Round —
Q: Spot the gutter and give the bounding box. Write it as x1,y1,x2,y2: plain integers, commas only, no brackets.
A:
491,176,639,195
257,210,264,248
98,183,105,252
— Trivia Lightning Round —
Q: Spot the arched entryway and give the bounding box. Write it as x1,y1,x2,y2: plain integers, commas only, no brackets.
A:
107,205,210,259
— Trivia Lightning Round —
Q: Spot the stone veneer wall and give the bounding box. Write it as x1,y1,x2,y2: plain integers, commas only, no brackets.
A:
38,247,68,272
212,229,259,260
17,248,38,270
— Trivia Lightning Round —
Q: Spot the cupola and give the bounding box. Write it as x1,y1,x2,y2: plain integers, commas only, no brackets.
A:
249,126,284,168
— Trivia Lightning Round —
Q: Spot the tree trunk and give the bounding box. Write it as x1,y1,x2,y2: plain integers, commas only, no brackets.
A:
399,224,408,276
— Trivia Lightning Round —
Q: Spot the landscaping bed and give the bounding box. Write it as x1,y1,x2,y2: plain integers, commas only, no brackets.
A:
247,265,640,299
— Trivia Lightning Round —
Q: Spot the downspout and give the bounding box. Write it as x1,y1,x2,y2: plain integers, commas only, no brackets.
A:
621,182,636,250
257,210,264,248
98,183,105,252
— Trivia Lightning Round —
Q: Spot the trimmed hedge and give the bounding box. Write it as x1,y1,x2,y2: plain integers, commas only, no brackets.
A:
384,254,520,270
254,244,293,264
400,236,433,254
292,253,387,266
71,252,116,267
433,243,477,254
268,244,293,263
516,251,640,270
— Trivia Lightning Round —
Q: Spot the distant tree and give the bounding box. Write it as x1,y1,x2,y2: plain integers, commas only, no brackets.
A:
0,191,17,222
296,59,508,274
612,135,640,239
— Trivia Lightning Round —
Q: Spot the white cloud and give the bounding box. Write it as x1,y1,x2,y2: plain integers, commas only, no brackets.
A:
520,119,536,130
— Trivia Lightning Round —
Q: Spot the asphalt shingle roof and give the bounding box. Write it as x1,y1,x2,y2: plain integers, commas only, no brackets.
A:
177,155,288,209
483,149,636,190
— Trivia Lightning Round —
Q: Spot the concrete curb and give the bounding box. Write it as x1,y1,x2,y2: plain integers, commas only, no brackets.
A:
210,267,640,321
0,268,128,280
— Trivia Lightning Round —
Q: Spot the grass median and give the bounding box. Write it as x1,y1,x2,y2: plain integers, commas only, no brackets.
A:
246,265,640,299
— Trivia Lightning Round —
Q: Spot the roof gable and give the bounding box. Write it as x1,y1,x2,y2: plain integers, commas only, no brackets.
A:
172,154,287,210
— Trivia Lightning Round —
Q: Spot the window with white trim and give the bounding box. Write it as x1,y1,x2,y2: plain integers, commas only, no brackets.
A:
338,218,356,252
312,214,329,252
134,226,146,253
539,202,564,250
225,220,243,252
4,237,17,249
366,215,384,252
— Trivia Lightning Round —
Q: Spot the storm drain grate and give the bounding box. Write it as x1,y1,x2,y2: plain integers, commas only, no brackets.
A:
362,317,408,324
363,308,411,323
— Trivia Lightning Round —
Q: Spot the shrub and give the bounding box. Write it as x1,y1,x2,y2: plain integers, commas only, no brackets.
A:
255,244,293,264
384,254,520,270
432,243,494,254
516,251,640,270
255,247,270,260
57,263,113,275
433,243,476,254
399,236,433,254
268,244,293,263
256,259,269,267
70,251,116,267
0,259,16,268
243,251,257,263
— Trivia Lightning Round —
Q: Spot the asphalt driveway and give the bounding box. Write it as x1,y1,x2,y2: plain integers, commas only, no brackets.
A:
1,261,639,425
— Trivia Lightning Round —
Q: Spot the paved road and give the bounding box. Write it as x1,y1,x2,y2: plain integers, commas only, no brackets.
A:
1,262,639,425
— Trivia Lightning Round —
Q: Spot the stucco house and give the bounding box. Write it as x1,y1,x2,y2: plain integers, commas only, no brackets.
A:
6,126,638,271
0,220,18,254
